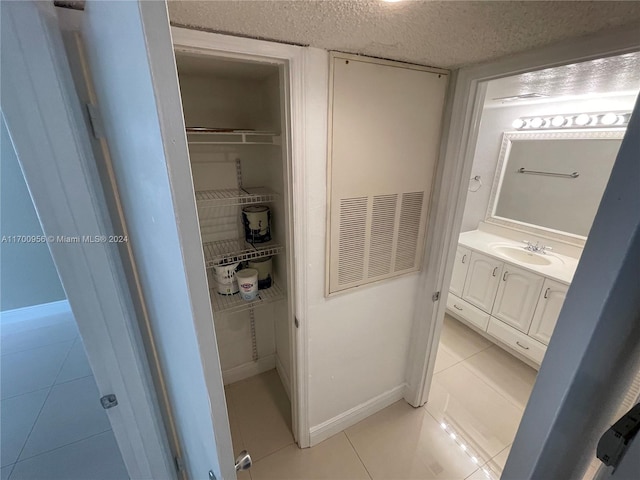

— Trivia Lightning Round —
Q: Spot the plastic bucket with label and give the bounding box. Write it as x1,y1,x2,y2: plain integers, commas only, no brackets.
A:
236,268,259,301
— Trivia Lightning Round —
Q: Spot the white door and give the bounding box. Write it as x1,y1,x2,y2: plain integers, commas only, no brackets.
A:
493,264,544,333
462,251,503,312
528,278,568,345
450,246,471,297
4,1,235,479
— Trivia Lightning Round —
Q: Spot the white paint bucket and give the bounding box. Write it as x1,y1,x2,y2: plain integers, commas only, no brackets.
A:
213,262,239,295
236,268,259,301
248,256,273,289
242,205,271,244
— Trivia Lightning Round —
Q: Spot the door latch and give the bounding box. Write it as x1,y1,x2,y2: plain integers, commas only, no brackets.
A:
432,291,440,302
100,394,118,409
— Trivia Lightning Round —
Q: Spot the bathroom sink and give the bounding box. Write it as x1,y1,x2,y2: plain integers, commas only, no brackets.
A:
491,245,555,266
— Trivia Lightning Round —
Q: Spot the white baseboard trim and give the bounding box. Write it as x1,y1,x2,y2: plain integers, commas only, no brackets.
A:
0,299,70,324
309,383,407,446
222,354,276,385
275,354,291,400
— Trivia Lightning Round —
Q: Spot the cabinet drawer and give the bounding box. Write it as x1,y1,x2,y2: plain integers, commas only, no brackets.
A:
487,317,547,364
447,294,490,331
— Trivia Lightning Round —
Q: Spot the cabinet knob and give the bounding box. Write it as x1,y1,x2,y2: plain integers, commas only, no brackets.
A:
462,254,467,264
516,341,530,350
503,271,509,281
492,266,498,277
453,304,463,311
544,287,550,299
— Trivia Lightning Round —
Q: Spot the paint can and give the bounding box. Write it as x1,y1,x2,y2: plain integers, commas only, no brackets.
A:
242,205,271,244
248,256,273,289
213,262,239,295
236,268,259,301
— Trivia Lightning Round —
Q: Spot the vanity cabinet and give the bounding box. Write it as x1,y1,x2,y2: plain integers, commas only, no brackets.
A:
462,251,503,313
450,246,471,297
492,264,544,333
446,241,570,366
528,279,569,345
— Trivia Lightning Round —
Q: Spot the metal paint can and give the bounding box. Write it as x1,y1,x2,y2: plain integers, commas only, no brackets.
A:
248,256,273,289
242,205,271,244
213,262,239,295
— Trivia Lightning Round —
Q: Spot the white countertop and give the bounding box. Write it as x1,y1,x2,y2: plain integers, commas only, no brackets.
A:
458,230,578,285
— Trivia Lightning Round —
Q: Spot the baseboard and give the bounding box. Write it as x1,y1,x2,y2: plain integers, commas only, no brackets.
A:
275,354,291,400
0,299,70,324
222,354,276,385
309,383,407,446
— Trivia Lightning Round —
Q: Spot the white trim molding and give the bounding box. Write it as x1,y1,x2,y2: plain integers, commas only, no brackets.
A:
222,355,276,386
0,300,71,325
309,384,406,446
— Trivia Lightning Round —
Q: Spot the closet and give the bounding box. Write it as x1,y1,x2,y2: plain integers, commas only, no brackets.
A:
174,52,294,428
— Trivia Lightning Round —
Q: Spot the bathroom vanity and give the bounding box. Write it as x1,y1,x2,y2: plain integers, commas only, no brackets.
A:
446,228,579,367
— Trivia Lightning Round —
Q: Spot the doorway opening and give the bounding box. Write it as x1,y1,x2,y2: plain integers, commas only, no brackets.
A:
429,51,640,479
173,50,298,462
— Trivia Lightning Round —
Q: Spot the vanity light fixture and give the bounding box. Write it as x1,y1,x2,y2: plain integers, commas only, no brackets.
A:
512,111,630,130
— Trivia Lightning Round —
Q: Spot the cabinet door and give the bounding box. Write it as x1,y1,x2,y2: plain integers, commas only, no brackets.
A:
493,264,544,333
462,252,503,313
529,279,569,345
450,246,471,297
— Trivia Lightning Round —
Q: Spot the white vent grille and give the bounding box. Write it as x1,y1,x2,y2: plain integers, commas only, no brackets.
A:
368,194,397,278
394,192,424,272
338,197,368,285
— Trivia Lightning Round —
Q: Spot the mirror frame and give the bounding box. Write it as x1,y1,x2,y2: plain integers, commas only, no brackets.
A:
486,129,625,246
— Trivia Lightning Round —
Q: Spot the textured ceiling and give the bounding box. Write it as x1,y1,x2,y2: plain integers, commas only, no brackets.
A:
167,1,640,69
485,51,640,104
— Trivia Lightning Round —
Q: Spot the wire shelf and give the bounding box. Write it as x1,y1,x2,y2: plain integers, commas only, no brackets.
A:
186,130,281,145
203,239,284,268
210,282,285,315
196,187,278,209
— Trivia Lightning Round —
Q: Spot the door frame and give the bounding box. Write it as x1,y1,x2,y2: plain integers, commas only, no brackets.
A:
168,26,310,448
1,2,175,478
404,23,640,406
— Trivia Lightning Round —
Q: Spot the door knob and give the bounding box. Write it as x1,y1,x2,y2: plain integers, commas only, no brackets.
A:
235,451,252,472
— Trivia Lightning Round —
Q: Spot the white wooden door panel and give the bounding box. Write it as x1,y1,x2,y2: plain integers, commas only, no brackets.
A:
450,246,471,297
462,251,503,313
493,264,544,333
80,1,234,479
529,279,569,345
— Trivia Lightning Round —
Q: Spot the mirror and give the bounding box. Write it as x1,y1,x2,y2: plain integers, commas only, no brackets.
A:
487,130,624,241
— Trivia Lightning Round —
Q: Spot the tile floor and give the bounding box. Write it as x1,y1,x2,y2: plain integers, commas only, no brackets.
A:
1,307,128,479
231,314,537,480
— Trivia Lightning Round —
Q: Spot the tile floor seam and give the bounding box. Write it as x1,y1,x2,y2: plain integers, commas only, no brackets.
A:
456,359,528,414
9,429,114,469
343,431,374,480
0,334,79,358
4,463,16,480
53,373,93,388
0,385,51,402
13,339,76,464
247,440,295,466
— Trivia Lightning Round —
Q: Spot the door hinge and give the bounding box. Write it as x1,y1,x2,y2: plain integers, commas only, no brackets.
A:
294,317,299,328
86,103,104,139
432,291,441,302
100,394,118,409
174,456,184,473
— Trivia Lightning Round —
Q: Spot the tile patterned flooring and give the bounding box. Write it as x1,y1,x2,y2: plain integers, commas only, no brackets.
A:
227,314,538,480
1,307,128,479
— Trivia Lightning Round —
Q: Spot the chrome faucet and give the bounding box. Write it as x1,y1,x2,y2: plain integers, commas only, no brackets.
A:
523,240,552,254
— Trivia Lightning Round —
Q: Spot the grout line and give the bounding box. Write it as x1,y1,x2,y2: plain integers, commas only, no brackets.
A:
12,339,76,465
0,336,77,358
343,431,374,480
10,429,113,467
3,462,16,480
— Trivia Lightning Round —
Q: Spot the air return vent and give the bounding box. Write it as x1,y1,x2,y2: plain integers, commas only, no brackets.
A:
326,52,448,295
368,194,398,278
338,197,368,286
395,192,424,272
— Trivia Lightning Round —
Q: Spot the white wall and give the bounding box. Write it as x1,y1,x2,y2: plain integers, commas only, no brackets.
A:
461,94,638,233
303,48,418,438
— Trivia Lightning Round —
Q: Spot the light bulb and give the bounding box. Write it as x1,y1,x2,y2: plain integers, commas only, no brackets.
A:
575,114,590,126
440,422,447,429
551,115,565,127
601,112,617,125
512,118,525,129
471,456,479,464
530,117,543,129
449,433,456,440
